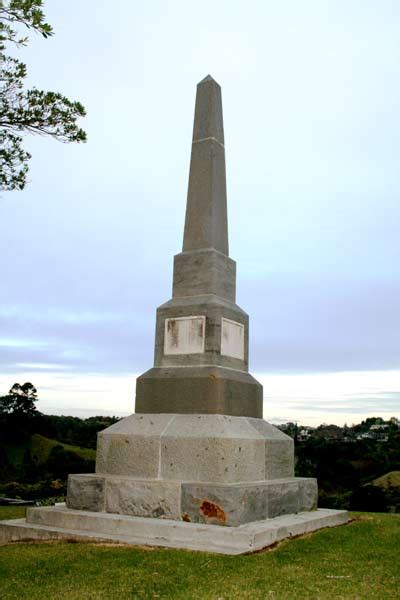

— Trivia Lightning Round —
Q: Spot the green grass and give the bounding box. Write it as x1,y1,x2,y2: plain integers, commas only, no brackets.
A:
0,512,399,599
3,434,96,467
29,434,96,463
373,471,400,490
0,506,26,520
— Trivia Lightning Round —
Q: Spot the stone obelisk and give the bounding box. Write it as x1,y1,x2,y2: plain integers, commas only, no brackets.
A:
136,75,263,418
0,76,348,554
64,76,315,523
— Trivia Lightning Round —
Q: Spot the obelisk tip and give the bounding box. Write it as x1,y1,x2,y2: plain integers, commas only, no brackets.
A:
192,74,224,145
198,74,220,86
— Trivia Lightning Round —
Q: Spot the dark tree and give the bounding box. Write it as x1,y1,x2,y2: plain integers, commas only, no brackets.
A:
0,0,87,190
0,381,38,416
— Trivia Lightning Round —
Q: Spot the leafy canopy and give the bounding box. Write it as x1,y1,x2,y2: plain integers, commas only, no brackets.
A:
0,0,87,191
0,381,39,416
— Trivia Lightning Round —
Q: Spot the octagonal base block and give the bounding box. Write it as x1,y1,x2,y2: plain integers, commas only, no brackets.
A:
95,414,294,483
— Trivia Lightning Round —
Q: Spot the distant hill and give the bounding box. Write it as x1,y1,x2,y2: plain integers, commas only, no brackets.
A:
0,434,96,501
3,434,96,467
372,471,400,490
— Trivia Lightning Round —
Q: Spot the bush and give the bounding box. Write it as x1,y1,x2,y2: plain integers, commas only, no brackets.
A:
350,485,387,512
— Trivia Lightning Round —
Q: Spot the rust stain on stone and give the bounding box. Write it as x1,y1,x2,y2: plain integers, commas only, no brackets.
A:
182,513,191,522
199,500,226,524
167,319,179,347
198,320,204,337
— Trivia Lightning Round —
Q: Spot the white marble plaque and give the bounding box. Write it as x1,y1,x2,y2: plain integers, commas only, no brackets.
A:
164,316,205,355
221,317,244,360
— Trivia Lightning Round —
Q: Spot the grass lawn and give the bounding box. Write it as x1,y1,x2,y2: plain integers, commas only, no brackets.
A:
0,510,399,599
0,506,26,520
373,470,400,489
29,434,96,463
3,434,95,468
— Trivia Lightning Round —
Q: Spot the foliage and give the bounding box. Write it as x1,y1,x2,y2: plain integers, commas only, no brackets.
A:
296,432,400,513
29,433,96,464
0,381,41,442
0,432,96,499
352,416,386,433
318,489,352,510
0,513,399,599
0,478,67,500
0,0,86,191
46,444,94,480
0,382,38,416
0,380,98,500
36,414,119,449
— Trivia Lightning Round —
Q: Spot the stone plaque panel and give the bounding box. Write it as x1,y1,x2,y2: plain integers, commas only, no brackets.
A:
164,316,205,355
221,317,244,360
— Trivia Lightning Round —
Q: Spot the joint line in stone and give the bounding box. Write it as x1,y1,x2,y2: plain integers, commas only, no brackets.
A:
192,136,225,148
151,364,248,374
157,415,175,479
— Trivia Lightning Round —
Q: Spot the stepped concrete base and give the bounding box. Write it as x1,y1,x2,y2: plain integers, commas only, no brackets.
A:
67,474,317,526
0,505,349,555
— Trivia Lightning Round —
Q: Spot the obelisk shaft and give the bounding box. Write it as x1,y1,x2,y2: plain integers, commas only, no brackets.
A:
135,76,263,418
182,75,229,256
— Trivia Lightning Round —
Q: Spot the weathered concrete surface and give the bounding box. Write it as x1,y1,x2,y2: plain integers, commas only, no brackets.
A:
96,413,174,477
0,506,349,554
164,316,206,355
67,474,105,512
95,414,292,483
172,249,236,302
135,367,262,417
105,478,181,520
67,416,301,525
160,414,265,483
181,478,317,526
221,317,244,360
152,295,250,370
249,418,295,479
67,474,315,525
181,482,267,526
183,75,228,255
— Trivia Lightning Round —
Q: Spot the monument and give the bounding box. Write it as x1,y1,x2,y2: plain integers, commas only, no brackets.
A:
0,76,348,554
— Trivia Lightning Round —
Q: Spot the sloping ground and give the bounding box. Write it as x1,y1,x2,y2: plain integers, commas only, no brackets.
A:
0,510,398,599
29,434,95,463
3,434,95,466
372,471,400,490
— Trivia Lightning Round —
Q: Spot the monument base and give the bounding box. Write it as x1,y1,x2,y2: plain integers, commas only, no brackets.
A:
0,505,349,555
67,473,317,526
64,414,318,527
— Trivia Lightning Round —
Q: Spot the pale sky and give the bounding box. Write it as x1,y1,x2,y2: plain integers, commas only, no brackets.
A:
1,1,400,425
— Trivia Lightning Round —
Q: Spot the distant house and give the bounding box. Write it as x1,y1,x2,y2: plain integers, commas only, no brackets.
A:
357,432,376,440
297,429,311,442
370,423,388,431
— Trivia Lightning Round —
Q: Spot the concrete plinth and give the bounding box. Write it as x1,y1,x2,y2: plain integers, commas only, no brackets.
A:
136,368,263,418
95,414,294,483
0,505,349,554
67,473,317,526
60,414,316,527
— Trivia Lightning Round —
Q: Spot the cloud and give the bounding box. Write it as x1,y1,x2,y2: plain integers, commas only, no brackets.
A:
1,1,400,424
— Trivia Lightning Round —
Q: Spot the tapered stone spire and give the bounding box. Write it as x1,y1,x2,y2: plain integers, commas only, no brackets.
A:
183,75,228,255
135,76,263,418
